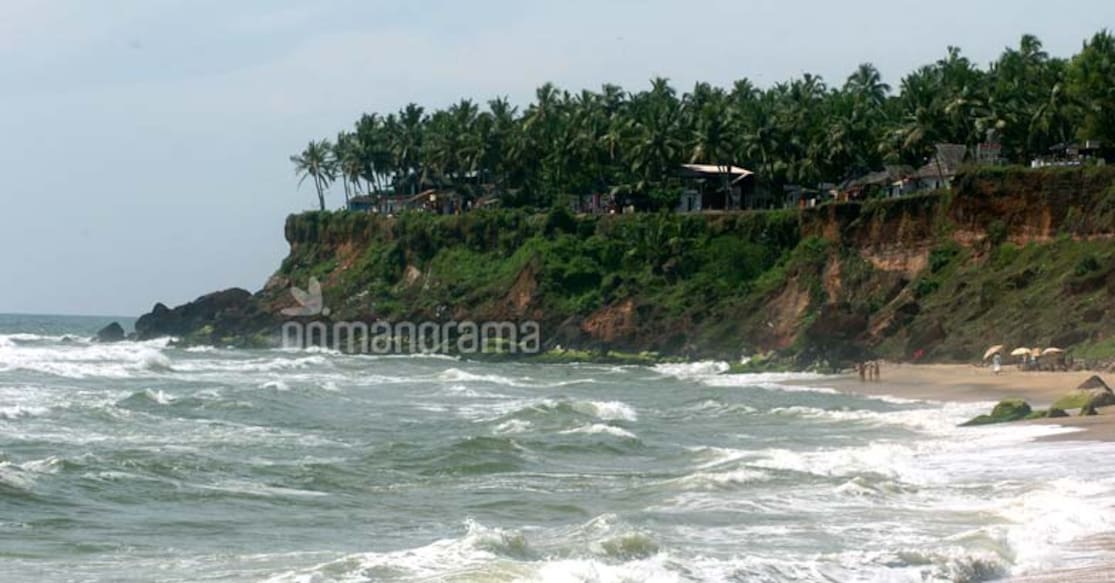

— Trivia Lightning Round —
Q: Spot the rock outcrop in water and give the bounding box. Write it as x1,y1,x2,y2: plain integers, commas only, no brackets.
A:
135,288,277,346
94,322,126,343
136,166,1115,365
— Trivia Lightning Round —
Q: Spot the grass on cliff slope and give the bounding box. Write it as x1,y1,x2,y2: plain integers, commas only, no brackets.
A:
280,208,803,331
273,167,1115,363
875,235,1115,361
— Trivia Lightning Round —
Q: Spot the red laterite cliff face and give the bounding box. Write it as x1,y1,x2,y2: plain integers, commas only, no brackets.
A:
138,166,1115,368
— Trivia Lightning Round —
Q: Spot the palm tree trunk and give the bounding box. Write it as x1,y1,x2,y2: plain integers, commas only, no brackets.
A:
314,175,325,211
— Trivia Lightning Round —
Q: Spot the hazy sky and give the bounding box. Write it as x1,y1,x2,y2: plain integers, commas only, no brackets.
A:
1,0,1111,316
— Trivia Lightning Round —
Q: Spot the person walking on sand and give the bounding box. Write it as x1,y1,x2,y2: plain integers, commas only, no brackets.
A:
872,361,881,382
858,362,866,383
992,352,1002,375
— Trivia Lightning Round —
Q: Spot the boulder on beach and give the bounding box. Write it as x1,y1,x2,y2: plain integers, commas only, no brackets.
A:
1051,376,1115,411
961,398,1033,426
94,322,126,343
1046,408,1069,418
1077,375,1112,392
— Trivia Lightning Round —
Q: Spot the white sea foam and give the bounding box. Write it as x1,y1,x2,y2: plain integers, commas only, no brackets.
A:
572,400,637,422
435,367,597,389
561,423,638,439
0,339,174,379
651,360,729,379
767,400,989,435
263,519,532,582
437,368,521,386
196,480,329,499
493,419,532,435
0,404,50,419
141,388,175,405
989,476,1115,575
674,468,770,489
136,350,173,372
171,355,331,374
0,456,63,491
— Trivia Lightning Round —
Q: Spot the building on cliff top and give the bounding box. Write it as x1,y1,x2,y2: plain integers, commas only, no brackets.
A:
347,190,465,215
839,165,914,201
1031,140,1110,168
906,143,967,193
675,164,758,212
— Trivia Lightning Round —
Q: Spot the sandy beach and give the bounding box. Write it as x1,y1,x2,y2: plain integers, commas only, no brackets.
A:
799,362,1115,441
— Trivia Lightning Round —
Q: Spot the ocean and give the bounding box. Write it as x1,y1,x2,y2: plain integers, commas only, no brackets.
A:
1,313,1114,582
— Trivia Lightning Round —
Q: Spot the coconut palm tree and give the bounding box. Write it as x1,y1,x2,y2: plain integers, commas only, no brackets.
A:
290,140,335,210
292,31,1109,208
334,131,366,204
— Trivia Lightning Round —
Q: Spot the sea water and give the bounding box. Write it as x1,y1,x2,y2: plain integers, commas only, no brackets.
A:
1,314,1114,582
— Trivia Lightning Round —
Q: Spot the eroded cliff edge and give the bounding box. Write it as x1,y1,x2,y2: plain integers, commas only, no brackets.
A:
136,166,1115,366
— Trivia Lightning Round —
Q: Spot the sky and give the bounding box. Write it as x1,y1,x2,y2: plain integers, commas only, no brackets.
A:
1,0,1111,317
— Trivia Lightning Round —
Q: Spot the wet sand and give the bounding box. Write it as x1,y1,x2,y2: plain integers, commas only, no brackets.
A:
794,363,1115,441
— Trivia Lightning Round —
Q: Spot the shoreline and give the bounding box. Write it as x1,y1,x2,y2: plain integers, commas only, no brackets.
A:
785,362,1115,442
785,363,1115,582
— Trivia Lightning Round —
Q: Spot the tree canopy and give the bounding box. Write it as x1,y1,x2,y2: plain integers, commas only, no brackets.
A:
292,31,1115,210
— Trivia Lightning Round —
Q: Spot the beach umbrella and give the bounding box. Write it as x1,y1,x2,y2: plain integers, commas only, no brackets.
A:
1041,347,1064,355
983,345,1004,360
1010,347,1031,357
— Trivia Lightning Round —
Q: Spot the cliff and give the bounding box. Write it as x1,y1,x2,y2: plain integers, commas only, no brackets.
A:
137,166,1115,366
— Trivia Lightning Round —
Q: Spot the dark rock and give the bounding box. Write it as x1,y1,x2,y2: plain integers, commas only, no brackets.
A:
1052,377,1115,410
1051,329,1089,349
990,398,1032,419
962,398,1033,426
1053,388,1115,410
1076,375,1111,392
799,302,871,368
135,288,277,346
1080,388,1114,417
906,320,947,360
94,322,126,343
1047,408,1069,418
547,316,589,350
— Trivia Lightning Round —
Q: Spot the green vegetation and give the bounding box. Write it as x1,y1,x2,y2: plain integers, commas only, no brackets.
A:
264,165,1115,367
280,209,802,338
529,348,677,366
961,399,1033,426
292,32,1115,211
1051,391,1096,411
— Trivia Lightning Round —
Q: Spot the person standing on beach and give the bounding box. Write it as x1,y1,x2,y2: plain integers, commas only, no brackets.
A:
992,352,1002,375
858,362,866,382
872,361,881,382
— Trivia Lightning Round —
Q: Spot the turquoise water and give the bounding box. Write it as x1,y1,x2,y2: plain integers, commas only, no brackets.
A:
1,314,1114,582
